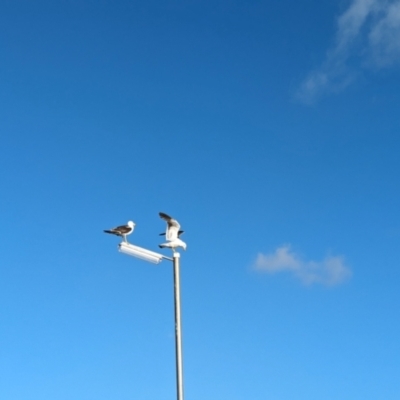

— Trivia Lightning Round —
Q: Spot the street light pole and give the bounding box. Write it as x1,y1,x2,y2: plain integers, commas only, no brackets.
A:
173,252,184,400
117,241,185,400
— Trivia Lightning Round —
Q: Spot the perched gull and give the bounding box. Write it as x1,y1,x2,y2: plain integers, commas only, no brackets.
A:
158,212,187,251
104,221,135,242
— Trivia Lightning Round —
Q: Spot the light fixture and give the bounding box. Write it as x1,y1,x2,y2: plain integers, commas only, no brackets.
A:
118,242,165,264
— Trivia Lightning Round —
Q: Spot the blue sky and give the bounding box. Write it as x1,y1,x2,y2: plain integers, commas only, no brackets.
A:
1,0,400,399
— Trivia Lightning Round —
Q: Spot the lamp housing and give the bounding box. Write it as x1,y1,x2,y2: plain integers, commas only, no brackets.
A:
119,242,164,264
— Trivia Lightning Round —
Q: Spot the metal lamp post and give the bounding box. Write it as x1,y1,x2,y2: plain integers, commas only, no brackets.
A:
118,241,185,400
172,252,184,400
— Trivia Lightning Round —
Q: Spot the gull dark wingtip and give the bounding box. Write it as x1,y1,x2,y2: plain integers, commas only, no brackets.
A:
159,212,171,220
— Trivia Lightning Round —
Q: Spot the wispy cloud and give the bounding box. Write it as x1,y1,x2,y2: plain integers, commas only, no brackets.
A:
253,245,352,286
297,0,400,103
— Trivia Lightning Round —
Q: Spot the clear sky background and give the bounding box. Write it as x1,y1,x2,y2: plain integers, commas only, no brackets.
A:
1,1,400,399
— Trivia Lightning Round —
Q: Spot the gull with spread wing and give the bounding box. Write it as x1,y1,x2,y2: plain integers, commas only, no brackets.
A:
159,212,187,251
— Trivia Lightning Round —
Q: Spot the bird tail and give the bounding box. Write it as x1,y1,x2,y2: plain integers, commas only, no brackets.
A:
104,229,118,235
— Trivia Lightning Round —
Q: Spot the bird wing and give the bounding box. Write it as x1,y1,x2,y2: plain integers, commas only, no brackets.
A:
159,212,173,222
115,224,132,234
104,224,132,236
166,225,179,240
159,212,181,241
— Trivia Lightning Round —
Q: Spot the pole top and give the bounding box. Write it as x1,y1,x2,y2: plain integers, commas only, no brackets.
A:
173,252,181,258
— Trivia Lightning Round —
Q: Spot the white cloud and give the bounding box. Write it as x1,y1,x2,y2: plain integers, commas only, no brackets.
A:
254,245,352,286
369,2,400,66
297,0,400,103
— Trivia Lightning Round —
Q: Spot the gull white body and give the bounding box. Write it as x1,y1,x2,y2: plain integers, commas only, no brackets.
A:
159,238,187,251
